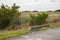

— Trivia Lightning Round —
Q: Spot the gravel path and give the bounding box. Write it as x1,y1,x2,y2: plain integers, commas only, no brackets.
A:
6,27,60,40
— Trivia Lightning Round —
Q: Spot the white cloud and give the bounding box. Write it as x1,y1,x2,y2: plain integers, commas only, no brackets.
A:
0,0,60,11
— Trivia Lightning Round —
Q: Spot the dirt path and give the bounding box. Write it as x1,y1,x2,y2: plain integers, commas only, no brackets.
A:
6,27,60,40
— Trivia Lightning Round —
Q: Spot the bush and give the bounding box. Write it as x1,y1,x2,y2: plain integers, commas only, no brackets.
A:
29,12,48,26
0,4,21,29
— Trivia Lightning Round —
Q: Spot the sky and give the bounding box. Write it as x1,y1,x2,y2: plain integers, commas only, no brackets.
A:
0,0,60,11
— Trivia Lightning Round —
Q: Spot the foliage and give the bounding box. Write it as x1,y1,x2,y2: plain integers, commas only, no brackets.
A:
29,12,48,26
55,9,60,12
0,4,21,29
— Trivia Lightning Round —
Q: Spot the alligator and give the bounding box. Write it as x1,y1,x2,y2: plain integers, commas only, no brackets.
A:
30,24,49,30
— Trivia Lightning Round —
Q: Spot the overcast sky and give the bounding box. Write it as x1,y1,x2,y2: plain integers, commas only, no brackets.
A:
0,0,60,11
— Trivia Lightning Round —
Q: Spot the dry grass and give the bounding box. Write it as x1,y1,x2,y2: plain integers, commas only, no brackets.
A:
50,22,60,28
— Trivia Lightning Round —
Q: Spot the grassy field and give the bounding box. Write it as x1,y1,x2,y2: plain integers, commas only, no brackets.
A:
21,11,60,23
21,11,60,19
0,11,60,40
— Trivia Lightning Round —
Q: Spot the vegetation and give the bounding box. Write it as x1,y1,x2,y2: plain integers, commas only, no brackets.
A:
29,12,48,26
50,22,60,28
0,3,49,30
55,9,60,12
0,4,21,30
0,29,30,40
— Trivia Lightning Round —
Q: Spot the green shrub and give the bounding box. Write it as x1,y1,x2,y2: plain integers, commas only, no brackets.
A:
29,12,48,26
0,4,21,29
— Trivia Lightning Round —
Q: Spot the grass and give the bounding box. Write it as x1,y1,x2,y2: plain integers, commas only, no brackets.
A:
40,22,60,30
50,22,60,28
39,22,60,30
0,29,30,40
40,27,48,30
0,22,60,40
